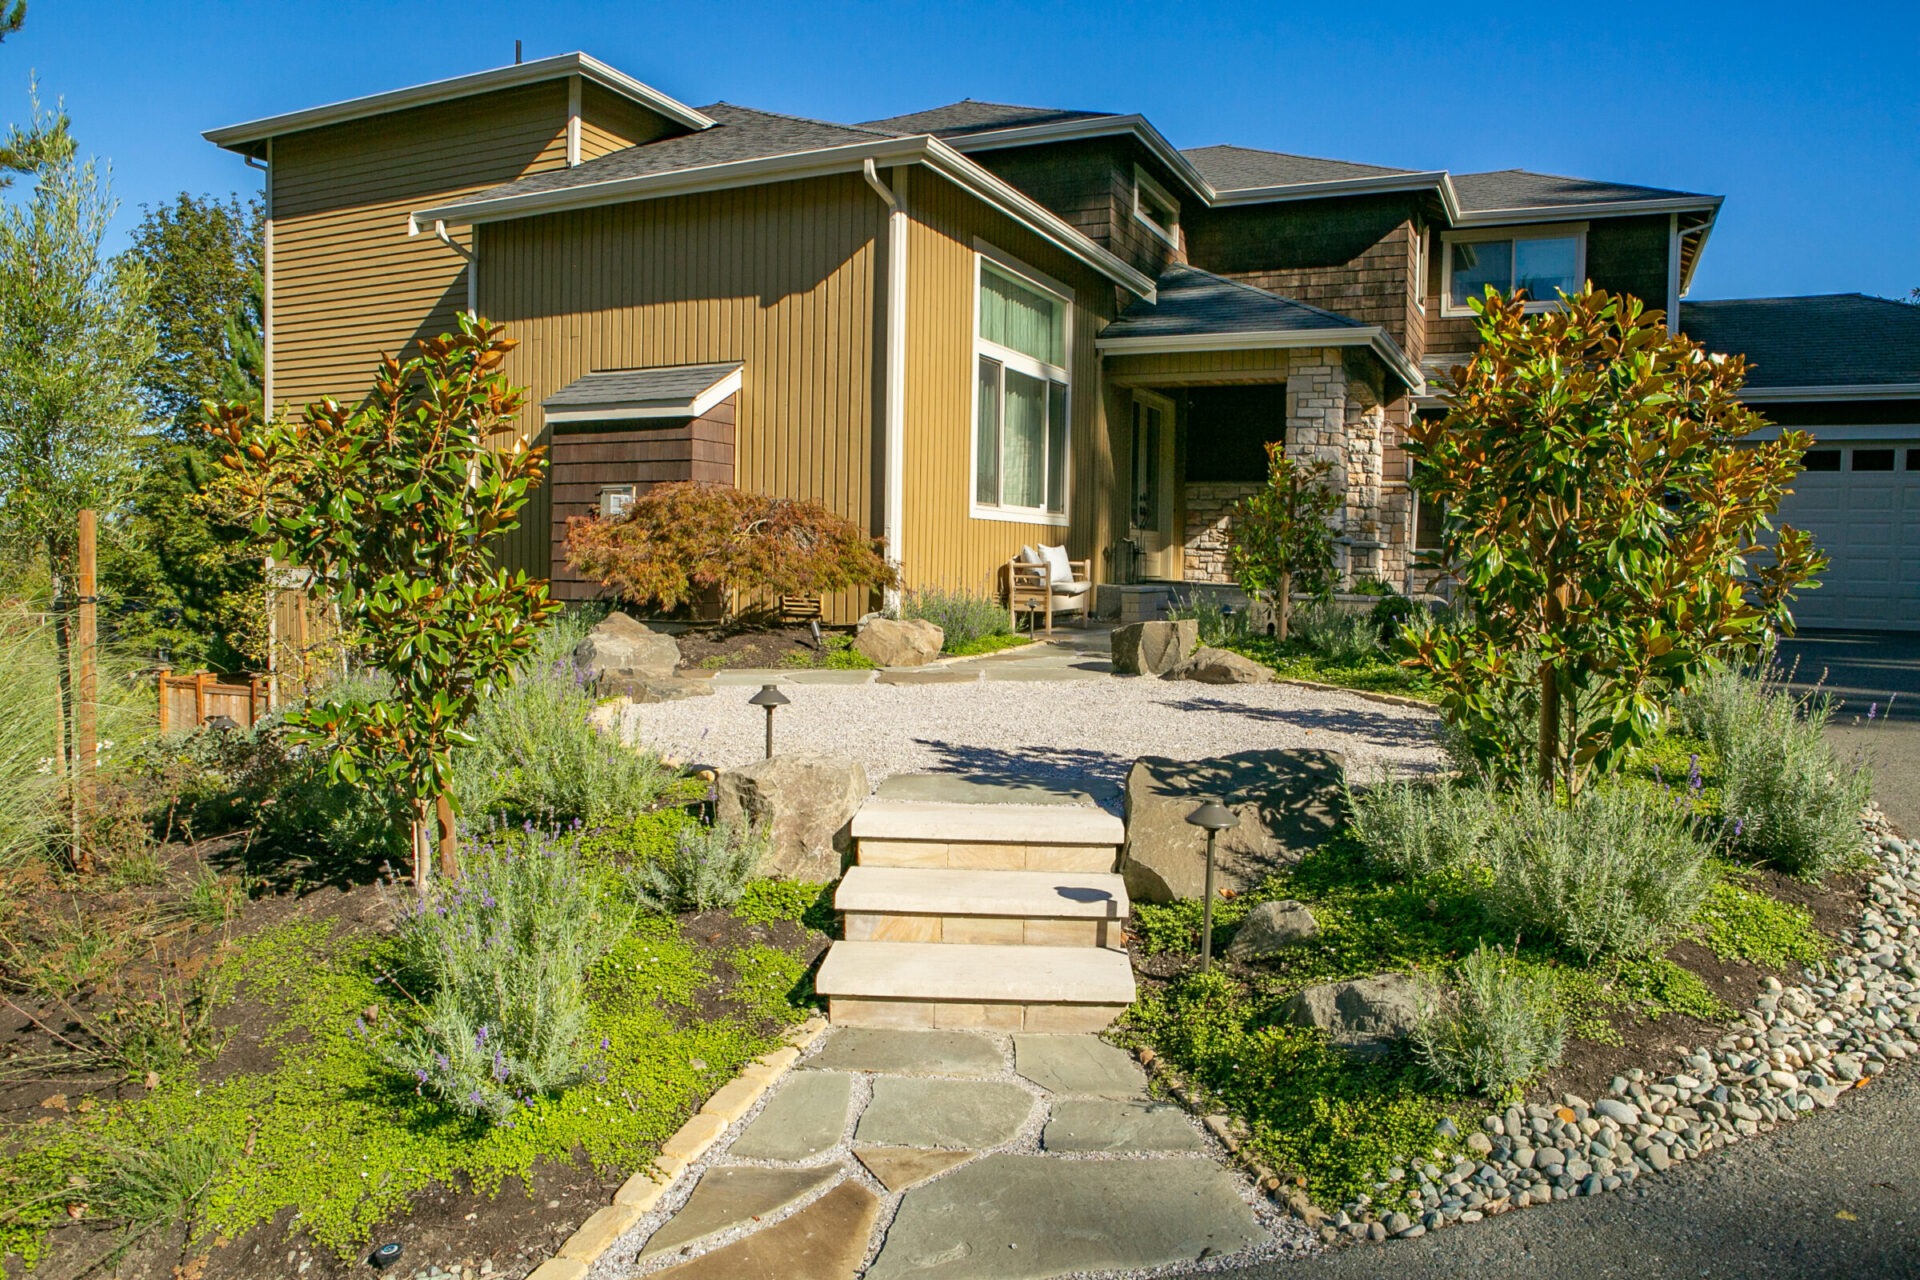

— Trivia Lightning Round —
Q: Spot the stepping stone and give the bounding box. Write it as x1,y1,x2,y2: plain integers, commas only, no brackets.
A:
1042,1099,1204,1152
855,1078,1034,1149
865,1154,1265,1280
808,1028,1002,1077
875,669,981,685
643,1165,840,1256
1013,1034,1149,1098
648,1179,879,1280
853,1146,975,1193
874,773,1106,807
727,1072,853,1161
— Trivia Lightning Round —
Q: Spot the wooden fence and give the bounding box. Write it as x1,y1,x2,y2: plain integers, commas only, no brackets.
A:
157,671,271,732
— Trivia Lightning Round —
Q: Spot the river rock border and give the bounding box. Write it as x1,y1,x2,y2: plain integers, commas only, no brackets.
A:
1141,808,1920,1248
526,1016,830,1280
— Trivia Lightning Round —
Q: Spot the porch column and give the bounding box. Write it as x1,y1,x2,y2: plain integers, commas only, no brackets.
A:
1284,349,1387,586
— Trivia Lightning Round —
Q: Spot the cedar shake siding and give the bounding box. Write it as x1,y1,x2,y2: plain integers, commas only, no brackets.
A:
547,395,737,602
477,173,880,622
970,138,1187,281
268,81,574,411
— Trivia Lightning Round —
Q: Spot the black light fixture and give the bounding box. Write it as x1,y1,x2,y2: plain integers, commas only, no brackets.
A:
747,683,790,759
1185,796,1240,970
204,714,241,733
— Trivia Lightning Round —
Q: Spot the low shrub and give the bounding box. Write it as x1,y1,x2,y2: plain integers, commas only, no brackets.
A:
1480,783,1712,960
902,585,1012,651
1681,667,1870,879
88,1129,230,1245
631,820,769,914
388,829,633,1121
1166,594,1253,648
1345,774,1494,878
1290,598,1382,664
1412,943,1565,1100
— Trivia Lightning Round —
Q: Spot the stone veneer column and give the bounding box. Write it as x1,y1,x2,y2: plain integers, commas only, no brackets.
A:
1284,348,1390,587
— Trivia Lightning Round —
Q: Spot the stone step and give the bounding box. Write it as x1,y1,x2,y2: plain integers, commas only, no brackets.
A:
851,800,1122,872
815,940,1135,1033
836,867,1128,948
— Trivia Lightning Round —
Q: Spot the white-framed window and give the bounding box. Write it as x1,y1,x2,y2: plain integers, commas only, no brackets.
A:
971,246,1072,524
599,483,637,518
1411,224,1428,315
1440,224,1587,316
1132,164,1180,248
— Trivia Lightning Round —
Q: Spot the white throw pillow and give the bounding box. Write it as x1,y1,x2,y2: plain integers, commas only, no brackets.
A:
1039,544,1073,585
1018,544,1041,565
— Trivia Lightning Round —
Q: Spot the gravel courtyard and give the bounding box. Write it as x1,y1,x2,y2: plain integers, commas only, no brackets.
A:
621,676,1445,800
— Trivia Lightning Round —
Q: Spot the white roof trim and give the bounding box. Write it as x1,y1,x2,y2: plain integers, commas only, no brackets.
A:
1097,324,1422,391
1738,383,1920,403
1210,171,1462,222
545,366,743,423
1453,194,1723,227
413,135,1157,300
1742,424,1920,442
204,52,715,152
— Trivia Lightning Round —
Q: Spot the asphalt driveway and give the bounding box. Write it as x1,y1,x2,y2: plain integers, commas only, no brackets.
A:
1201,630,1920,1280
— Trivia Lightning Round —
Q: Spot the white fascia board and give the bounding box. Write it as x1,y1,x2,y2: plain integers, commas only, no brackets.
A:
944,115,1218,203
1453,195,1723,227
205,52,715,153
1677,216,1717,295
1096,325,1422,390
1741,423,1920,442
1210,172,1461,223
1738,383,1920,403
544,367,743,423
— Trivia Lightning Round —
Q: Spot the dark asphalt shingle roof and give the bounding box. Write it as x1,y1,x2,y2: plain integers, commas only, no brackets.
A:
468,104,901,203
1452,169,1714,212
1101,265,1365,342
1679,295,1920,390
543,362,742,412
1181,143,1415,191
859,99,1117,136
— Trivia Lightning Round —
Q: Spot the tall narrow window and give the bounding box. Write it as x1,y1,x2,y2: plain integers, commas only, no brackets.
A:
973,255,1071,519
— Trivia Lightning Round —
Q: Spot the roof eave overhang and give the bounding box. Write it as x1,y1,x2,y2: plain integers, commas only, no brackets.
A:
543,365,744,422
412,135,1156,301
1452,194,1724,228
204,52,716,156
942,114,1218,204
1737,383,1920,403
1208,171,1461,222
1097,325,1422,392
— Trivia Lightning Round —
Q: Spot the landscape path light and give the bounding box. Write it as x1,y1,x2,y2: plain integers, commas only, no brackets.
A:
1184,796,1240,970
748,683,790,759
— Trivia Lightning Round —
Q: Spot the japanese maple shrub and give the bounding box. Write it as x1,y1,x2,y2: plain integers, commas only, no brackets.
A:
207,316,558,884
1226,443,1340,641
1402,287,1825,794
565,480,897,620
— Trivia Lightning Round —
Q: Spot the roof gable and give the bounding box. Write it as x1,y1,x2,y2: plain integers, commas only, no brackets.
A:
1182,144,1415,191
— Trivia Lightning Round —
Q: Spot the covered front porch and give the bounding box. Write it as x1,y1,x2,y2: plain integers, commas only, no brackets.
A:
1095,265,1422,609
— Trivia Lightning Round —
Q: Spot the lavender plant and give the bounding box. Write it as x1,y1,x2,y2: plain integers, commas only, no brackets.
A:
1412,943,1565,1100
631,820,770,914
388,828,633,1121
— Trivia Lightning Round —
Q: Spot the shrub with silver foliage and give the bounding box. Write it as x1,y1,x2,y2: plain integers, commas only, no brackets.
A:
1412,942,1566,1100
1482,783,1711,960
1290,598,1382,663
1345,773,1494,878
631,819,769,914
389,829,632,1121
900,585,1013,651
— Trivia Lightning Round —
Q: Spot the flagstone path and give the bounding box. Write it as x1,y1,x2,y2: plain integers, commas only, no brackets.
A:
587,1027,1309,1280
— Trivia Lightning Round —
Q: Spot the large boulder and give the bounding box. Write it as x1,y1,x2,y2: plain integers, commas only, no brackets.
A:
1225,899,1319,962
1111,619,1198,676
854,617,944,668
1280,974,1426,1057
574,611,681,693
1121,749,1345,903
713,754,870,880
1162,646,1270,685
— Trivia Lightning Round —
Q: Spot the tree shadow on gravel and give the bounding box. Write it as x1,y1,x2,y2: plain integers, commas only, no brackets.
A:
912,740,1134,808
1163,696,1439,751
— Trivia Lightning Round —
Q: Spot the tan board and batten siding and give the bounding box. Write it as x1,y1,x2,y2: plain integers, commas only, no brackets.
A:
478,174,881,621
904,168,1124,600
268,79,679,412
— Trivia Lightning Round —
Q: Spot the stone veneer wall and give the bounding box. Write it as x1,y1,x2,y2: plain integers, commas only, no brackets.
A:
1181,482,1261,583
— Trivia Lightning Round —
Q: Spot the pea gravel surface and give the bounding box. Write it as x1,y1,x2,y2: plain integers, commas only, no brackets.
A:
620,678,1444,799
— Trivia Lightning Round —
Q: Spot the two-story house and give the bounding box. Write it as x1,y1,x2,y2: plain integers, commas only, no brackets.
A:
206,52,1919,629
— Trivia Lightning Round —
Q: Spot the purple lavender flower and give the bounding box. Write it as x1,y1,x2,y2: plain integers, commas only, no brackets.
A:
1688,754,1702,794
475,1025,490,1048
415,1068,429,1084
1733,818,1745,837
1869,702,1879,722
354,1016,368,1037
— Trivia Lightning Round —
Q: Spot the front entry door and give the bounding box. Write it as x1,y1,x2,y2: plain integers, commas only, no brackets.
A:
1130,390,1179,580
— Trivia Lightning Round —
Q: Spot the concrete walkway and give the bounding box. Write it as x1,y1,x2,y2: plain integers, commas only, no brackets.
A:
588,1028,1305,1280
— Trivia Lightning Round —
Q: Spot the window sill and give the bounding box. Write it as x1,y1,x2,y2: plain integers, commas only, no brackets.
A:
1438,298,1567,320
970,504,1070,527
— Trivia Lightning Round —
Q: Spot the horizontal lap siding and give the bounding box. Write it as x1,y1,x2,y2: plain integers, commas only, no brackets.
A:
904,168,1123,598
481,175,878,621
270,81,572,412
576,82,680,160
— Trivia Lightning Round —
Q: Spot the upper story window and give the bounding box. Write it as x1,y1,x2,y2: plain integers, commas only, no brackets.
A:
1132,165,1180,248
1442,225,1586,315
973,250,1071,523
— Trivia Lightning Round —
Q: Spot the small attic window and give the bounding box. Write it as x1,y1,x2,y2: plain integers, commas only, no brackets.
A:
1133,165,1179,248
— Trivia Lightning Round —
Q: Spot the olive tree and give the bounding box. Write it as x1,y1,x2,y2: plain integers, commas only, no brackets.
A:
1402,287,1824,795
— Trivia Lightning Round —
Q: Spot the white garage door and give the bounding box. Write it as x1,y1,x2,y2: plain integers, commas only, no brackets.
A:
1771,442,1920,631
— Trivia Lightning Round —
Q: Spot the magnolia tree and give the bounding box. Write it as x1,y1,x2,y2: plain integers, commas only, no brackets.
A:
1402,287,1825,795
566,480,897,621
208,316,557,885
1225,443,1340,640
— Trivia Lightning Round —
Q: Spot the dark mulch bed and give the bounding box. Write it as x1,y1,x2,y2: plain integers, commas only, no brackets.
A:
672,623,858,671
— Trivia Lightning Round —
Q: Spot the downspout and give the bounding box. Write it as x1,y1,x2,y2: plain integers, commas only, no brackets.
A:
247,144,278,706
863,158,908,613
429,219,478,316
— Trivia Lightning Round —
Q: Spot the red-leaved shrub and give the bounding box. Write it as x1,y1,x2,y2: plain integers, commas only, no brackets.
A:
565,481,897,618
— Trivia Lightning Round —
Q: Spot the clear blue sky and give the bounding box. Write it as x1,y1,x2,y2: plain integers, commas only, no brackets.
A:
5,0,1916,302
